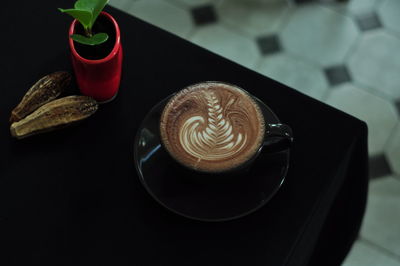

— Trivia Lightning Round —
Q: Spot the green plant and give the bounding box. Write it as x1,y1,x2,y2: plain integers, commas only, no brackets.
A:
59,0,109,46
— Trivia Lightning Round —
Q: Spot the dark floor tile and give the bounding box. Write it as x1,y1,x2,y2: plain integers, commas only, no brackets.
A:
356,12,382,32
256,35,282,56
324,65,352,86
191,5,218,26
395,99,400,116
369,154,392,179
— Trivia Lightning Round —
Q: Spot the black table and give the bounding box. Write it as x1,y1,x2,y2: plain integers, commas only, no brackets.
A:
0,1,368,265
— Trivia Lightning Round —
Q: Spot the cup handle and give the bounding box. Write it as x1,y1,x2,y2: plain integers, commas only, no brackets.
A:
263,123,293,153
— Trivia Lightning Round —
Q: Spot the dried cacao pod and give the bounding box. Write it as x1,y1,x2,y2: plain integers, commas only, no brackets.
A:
10,96,98,139
10,71,71,123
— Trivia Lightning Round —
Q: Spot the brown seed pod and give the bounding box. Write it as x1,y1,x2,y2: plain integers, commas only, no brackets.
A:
10,71,72,123
10,95,98,139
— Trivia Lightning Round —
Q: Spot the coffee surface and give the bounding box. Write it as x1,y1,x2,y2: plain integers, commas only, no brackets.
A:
160,82,265,173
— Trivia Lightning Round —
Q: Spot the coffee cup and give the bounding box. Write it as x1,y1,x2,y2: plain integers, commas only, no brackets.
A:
159,81,293,175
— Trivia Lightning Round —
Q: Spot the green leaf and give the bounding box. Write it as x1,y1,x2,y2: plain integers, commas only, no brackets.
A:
70,33,109,46
74,0,109,28
58,8,92,29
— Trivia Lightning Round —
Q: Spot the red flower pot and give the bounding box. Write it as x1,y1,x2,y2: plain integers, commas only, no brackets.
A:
69,11,123,102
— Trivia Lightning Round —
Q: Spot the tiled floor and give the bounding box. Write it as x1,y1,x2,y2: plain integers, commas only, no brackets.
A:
109,0,400,264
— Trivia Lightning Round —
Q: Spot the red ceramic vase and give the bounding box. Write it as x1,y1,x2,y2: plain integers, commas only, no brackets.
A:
69,12,123,102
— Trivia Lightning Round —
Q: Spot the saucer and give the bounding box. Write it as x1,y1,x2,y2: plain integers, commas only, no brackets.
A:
134,95,290,222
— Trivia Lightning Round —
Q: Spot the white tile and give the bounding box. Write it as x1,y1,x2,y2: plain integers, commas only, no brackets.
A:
281,4,359,67
217,0,291,36
386,123,400,175
126,0,193,38
190,24,260,69
360,177,400,257
343,240,400,266
378,0,400,35
321,0,379,16
256,53,328,100
326,83,397,155
348,31,400,99
170,0,223,8
109,0,139,11
345,0,380,14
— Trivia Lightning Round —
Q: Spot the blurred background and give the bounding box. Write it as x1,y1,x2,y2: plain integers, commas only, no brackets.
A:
108,0,400,264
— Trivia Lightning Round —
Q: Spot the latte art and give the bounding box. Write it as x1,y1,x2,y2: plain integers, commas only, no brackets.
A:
160,82,265,173
179,91,247,161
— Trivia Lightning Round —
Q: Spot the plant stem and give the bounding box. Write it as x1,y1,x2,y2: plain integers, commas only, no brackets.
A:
84,27,93,37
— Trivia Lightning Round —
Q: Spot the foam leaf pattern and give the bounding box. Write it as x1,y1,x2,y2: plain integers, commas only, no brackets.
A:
179,91,247,161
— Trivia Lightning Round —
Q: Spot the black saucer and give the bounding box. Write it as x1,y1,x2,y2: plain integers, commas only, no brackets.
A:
134,95,290,222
